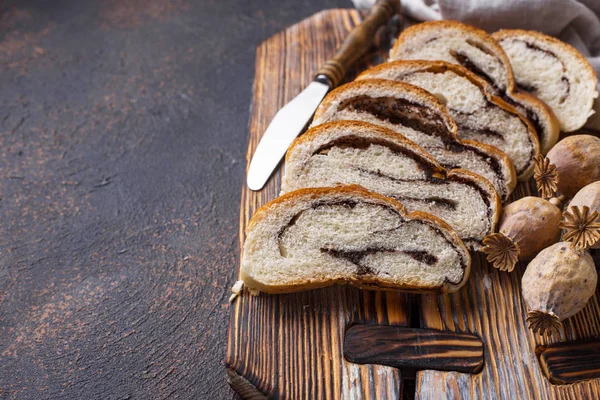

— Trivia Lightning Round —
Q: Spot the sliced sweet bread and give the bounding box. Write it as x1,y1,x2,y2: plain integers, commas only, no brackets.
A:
390,20,560,154
357,61,539,180
493,29,598,132
311,79,517,201
282,121,500,250
241,185,471,294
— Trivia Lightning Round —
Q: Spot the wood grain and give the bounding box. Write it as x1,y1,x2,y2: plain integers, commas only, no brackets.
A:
229,8,600,400
538,338,600,385
227,9,407,399
417,181,600,399
344,325,484,373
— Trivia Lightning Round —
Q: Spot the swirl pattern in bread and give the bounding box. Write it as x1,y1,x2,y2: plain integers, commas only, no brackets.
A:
357,61,539,180
242,185,471,294
282,121,500,250
311,79,517,200
390,20,559,154
493,29,598,133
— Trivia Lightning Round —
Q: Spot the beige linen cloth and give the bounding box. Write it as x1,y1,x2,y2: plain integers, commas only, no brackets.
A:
353,0,600,130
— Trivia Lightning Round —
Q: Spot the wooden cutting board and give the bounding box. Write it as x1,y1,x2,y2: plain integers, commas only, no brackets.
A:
226,9,600,399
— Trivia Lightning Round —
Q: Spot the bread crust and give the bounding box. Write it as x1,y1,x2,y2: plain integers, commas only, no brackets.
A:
505,90,559,152
243,185,471,294
288,119,443,170
312,78,518,197
360,59,490,88
390,20,516,90
390,20,560,154
460,139,517,197
313,78,458,134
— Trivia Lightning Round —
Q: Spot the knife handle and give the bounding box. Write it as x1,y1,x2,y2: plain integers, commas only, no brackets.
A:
315,0,401,88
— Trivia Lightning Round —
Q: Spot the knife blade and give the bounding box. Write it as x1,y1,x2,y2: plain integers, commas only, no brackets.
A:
246,80,330,191
246,0,401,191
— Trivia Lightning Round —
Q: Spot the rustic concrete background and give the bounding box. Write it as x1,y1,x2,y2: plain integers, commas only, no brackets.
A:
0,0,346,398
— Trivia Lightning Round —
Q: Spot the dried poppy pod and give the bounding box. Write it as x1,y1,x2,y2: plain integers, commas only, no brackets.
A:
522,206,600,335
568,181,600,249
560,205,600,250
482,156,562,272
545,135,600,199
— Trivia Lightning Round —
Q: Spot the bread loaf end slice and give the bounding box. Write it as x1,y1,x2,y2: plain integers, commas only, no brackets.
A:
493,29,598,133
242,185,471,294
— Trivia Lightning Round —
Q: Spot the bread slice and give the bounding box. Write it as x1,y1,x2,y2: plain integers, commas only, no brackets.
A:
357,61,539,180
390,20,560,154
311,79,517,201
493,29,598,132
241,185,471,294
282,121,500,250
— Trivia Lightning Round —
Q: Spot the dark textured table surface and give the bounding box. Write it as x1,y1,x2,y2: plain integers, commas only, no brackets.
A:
0,0,346,398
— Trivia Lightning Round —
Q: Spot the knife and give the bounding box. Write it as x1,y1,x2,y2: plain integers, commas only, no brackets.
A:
246,0,401,191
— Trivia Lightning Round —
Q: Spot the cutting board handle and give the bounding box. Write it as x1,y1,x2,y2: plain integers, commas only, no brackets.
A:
344,324,485,374
538,338,600,385
315,0,401,87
